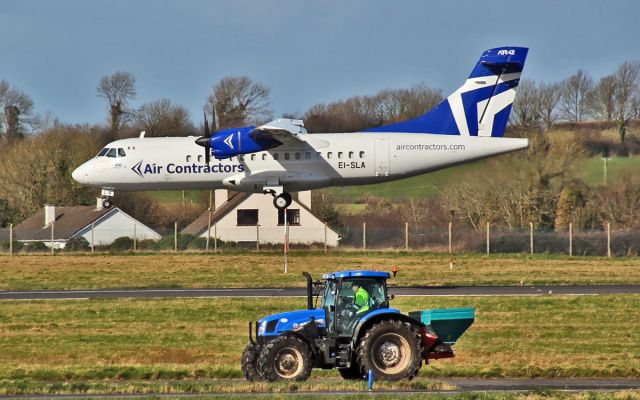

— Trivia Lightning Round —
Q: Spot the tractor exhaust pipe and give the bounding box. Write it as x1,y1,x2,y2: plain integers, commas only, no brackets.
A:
302,271,313,310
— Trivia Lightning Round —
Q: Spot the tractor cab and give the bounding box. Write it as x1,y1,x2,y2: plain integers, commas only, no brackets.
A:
320,271,391,337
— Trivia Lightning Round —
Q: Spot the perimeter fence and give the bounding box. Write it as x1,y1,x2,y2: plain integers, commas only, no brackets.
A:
2,220,640,257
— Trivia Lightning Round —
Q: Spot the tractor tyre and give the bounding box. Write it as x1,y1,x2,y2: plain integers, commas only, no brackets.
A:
257,336,313,382
338,363,365,380
241,343,264,381
355,320,422,381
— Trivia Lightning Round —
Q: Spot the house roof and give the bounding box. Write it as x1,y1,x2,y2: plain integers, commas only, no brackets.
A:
181,192,252,236
14,206,114,241
0,228,10,243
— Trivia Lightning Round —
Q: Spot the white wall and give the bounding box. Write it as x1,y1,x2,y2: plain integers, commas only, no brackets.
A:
202,194,339,246
74,209,161,246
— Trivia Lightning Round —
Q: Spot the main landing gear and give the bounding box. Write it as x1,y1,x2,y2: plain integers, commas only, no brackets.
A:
263,187,292,210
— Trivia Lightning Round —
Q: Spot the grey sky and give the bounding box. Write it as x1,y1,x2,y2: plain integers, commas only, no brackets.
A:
2,0,639,126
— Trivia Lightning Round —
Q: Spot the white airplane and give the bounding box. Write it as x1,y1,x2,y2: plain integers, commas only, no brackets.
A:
73,46,530,209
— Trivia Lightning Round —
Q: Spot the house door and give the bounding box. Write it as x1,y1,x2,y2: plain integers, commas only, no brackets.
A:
374,138,389,177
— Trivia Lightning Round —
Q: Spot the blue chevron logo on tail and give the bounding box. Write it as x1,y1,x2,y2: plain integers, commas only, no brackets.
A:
366,46,528,137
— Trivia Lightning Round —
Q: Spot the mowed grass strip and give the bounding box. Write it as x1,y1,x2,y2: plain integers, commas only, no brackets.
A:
1,253,640,290
0,295,638,385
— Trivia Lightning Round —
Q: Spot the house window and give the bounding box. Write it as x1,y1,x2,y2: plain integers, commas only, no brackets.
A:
273,153,279,160
284,153,290,160
237,209,259,226
305,152,311,159
295,152,301,160
278,209,300,225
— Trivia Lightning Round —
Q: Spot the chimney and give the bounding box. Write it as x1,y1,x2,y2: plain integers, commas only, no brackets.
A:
96,197,104,210
214,189,228,209
44,204,56,226
298,191,311,209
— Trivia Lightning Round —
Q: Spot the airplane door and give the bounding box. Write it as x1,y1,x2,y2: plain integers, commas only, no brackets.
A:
374,138,389,176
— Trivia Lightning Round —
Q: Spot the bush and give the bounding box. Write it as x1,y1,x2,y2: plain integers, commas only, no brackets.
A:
22,241,49,253
156,234,195,251
64,237,90,252
110,236,133,252
0,241,24,252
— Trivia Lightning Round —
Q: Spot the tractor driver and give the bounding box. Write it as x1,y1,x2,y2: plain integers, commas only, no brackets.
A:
351,283,369,314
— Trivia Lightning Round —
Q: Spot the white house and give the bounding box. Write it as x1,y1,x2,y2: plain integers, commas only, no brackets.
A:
181,190,340,246
14,200,161,249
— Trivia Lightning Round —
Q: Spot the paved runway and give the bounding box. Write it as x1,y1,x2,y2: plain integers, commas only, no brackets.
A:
1,284,639,300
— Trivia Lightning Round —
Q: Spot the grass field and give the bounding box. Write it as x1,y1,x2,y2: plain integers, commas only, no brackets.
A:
1,252,639,290
0,295,638,396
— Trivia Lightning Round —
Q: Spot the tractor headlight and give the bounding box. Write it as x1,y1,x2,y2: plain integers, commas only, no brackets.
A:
258,321,267,336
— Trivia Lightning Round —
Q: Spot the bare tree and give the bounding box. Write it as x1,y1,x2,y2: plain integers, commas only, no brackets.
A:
590,75,617,121
97,71,136,138
538,82,562,130
205,76,271,129
510,79,541,129
135,99,194,136
0,80,34,141
612,61,640,143
560,69,594,122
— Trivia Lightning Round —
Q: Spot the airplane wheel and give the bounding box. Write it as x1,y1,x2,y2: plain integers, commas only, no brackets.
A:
273,193,292,210
102,199,112,209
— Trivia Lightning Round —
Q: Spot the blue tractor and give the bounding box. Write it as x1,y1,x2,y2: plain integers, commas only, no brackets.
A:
242,270,474,381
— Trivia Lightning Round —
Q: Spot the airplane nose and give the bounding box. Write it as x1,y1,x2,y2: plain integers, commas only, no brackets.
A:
72,165,86,184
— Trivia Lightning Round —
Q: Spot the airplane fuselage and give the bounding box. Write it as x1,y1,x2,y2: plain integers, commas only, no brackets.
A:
72,132,528,193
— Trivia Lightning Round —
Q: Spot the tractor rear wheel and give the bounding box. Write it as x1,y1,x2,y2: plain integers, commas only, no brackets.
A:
356,320,422,381
257,336,313,381
241,343,264,381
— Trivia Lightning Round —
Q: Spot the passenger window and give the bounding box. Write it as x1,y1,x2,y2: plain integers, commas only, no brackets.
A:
327,152,332,159
198,155,202,162
305,152,311,159
359,151,365,158
349,151,354,159
262,153,267,161
106,148,117,158
338,152,343,159
118,148,126,157
295,152,301,160
284,153,290,160
273,153,279,160
251,154,256,161
186,155,192,162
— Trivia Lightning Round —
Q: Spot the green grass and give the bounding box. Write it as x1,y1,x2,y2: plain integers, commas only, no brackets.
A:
1,252,640,290
581,156,640,186
0,295,638,395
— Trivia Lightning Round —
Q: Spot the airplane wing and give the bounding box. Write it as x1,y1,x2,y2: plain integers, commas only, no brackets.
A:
250,118,307,145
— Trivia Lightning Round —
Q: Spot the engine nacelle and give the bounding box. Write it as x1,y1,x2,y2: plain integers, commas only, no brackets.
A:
209,126,280,159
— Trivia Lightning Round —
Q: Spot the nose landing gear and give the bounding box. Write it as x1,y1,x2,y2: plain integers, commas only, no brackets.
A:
101,188,115,209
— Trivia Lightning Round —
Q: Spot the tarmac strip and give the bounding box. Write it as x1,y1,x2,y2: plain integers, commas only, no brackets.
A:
1,285,639,300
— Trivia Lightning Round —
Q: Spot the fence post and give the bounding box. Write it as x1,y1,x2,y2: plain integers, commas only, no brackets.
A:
91,223,94,253
324,222,328,254
206,190,212,252
569,222,573,257
50,222,55,254
448,222,452,254
214,223,218,253
405,222,409,251
9,223,13,256
363,222,367,251
486,221,490,255
607,222,611,258
529,222,534,255
284,209,289,274
133,223,137,252
174,222,178,252
256,224,260,251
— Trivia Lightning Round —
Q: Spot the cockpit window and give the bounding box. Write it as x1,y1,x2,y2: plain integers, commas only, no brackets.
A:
118,148,126,157
97,148,109,157
106,148,117,158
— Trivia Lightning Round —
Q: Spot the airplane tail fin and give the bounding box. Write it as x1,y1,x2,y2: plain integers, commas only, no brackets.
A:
366,46,528,137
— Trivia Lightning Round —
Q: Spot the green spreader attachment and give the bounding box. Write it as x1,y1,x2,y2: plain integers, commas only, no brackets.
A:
409,307,475,345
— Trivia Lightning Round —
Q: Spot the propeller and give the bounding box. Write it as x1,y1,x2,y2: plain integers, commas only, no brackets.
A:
196,111,212,164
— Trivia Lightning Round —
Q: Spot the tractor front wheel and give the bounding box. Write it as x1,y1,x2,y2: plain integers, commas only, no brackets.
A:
241,343,264,381
356,320,422,381
257,336,313,381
